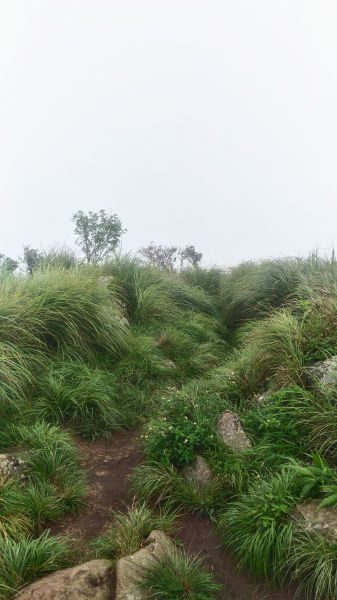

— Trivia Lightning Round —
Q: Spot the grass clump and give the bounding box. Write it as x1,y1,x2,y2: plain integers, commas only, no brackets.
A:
33,359,122,439
91,502,177,559
285,530,337,600
137,546,221,600
0,422,87,529
0,532,70,598
219,468,297,580
130,462,224,516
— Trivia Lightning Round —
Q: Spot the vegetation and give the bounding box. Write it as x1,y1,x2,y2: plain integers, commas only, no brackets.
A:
91,502,177,559
3,227,337,597
137,546,221,600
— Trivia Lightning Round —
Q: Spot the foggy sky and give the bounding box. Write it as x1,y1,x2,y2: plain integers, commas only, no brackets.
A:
1,1,337,267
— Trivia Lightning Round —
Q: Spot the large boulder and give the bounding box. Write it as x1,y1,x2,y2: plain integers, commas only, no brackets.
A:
182,455,213,485
217,411,251,452
0,453,25,480
16,560,113,599
306,356,337,387
294,501,337,541
115,530,174,600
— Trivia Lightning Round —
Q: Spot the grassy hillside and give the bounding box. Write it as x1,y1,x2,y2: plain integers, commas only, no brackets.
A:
2,253,337,598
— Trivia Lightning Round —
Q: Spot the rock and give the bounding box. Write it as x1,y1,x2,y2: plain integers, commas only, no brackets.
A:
115,530,174,600
0,453,25,480
294,501,337,541
182,455,213,485
305,356,337,387
217,411,251,452
98,275,114,288
16,560,113,599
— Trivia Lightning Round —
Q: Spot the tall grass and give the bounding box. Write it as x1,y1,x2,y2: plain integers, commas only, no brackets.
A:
91,502,177,559
0,532,70,598
219,468,297,579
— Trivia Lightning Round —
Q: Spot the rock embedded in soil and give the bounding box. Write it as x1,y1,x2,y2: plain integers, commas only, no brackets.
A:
0,452,25,480
294,500,337,541
305,356,337,387
16,559,114,599
217,411,251,452
182,455,213,485
115,530,174,600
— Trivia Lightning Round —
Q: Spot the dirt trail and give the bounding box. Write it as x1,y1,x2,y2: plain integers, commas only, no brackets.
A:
50,430,143,555
179,514,295,600
51,431,295,599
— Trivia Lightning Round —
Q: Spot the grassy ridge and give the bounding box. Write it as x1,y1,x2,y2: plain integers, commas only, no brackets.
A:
2,253,337,597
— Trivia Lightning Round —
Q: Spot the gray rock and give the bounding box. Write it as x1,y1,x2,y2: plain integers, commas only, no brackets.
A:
294,501,337,541
16,560,114,599
306,356,337,387
182,455,213,485
115,530,174,600
0,453,25,479
217,411,251,452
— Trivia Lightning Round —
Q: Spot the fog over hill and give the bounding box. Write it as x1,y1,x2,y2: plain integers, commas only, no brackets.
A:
1,1,337,266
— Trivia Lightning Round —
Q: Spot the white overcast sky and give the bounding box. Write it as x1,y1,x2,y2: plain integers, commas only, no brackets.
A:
1,1,337,266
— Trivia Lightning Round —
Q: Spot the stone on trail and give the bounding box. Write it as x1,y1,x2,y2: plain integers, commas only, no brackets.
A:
305,356,337,387
115,530,174,600
182,455,213,485
294,501,337,542
217,411,251,452
16,560,113,600
0,453,25,480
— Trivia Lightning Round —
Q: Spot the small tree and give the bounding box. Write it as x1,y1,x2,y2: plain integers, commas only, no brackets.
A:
23,246,42,275
179,245,203,269
138,244,179,270
0,254,18,272
138,244,202,271
72,210,125,263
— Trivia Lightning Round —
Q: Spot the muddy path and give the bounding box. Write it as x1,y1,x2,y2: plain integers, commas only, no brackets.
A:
179,514,295,600
51,431,296,599
50,430,143,556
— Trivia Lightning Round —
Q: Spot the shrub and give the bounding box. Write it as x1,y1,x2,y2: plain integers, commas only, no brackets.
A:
137,546,221,600
143,383,222,468
91,502,177,559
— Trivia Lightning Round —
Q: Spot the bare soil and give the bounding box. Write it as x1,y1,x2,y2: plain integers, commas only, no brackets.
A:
51,431,296,599
50,430,143,556
178,514,295,600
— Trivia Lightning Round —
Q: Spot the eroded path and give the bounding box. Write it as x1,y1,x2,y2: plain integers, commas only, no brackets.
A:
51,430,143,556
51,431,295,599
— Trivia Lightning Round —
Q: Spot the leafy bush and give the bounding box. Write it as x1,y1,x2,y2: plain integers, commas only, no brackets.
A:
143,383,222,468
137,545,221,600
